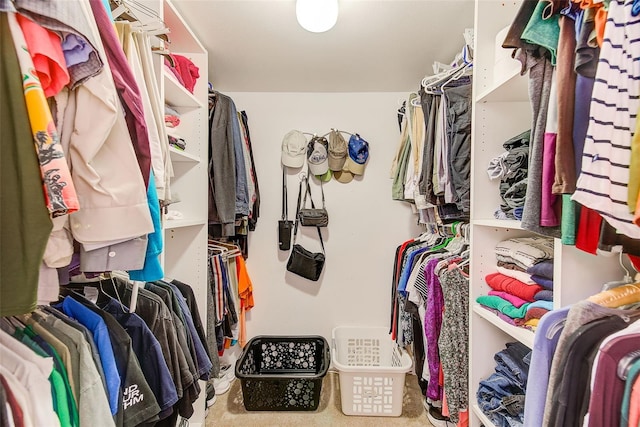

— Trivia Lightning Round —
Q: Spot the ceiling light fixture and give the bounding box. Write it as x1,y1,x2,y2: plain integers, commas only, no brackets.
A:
296,0,339,33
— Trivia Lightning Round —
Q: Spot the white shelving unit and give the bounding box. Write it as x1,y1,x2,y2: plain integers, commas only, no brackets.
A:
468,1,621,426
143,0,209,425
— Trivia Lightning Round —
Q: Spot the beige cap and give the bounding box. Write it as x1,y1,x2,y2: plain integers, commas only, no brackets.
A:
327,130,347,171
334,162,354,183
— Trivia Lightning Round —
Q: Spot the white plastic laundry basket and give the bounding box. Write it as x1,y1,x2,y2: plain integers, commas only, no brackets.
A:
331,326,413,417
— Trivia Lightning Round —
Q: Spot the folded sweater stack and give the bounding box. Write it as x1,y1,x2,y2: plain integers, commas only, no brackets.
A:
477,237,555,330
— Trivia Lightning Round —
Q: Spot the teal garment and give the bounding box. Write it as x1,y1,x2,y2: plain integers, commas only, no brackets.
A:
13,327,48,356
561,195,577,245
477,295,530,319
521,1,561,66
621,358,640,427
129,172,164,281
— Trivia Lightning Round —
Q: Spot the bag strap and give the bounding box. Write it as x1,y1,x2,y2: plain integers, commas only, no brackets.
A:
282,167,288,221
292,176,325,254
301,172,325,210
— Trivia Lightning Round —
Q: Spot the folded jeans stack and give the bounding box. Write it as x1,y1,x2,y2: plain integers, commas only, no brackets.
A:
477,342,531,427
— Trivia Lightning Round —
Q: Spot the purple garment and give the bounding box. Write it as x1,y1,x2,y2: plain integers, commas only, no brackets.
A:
531,274,554,290
526,259,554,280
541,133,560,226
523,307,570,427
61,33,93,67
424,258,444,401
489,290,529,308
534,289,554,301
88,0,151,187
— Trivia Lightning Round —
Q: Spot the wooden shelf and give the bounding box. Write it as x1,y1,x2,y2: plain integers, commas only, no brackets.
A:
163,218,206,230
164,72,203,112
475,67,528,103
472,303,535,349
472,219,522,230
472,404,497,427
169,146,200,163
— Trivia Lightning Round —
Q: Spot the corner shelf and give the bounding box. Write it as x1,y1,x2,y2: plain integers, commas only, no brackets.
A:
472,303,535,349
472,404,497,427
475,67,528,103
169,146,201,163
164,72,203,112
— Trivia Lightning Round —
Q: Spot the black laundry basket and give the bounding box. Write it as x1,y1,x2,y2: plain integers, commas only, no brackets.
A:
235,335,330,411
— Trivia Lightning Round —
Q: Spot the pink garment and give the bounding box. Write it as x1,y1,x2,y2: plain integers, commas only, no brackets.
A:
488,290,529,308
541,132,560,226
164,60,184,85
17,14,70,97
172,54,200,93
164,115,180,128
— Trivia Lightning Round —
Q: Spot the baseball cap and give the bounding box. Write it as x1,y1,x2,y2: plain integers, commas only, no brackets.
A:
307,136,329,176
333,161,354,183
344,134,369,175
281,130,307,168
328,130,347,171
316,169,332,182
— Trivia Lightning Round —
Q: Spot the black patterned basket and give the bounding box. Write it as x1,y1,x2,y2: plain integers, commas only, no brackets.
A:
235,335,330,411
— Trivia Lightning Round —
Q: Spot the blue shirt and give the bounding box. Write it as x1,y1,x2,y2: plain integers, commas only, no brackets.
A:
397,245,431,296
102,297,178,416
523,307,570,427
60,297,120,415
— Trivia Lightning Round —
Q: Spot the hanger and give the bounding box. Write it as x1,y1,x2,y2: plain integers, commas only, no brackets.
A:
617,349,640,380
621,252,635,282
111,0,171,42
588,283,640,307
151,45,175,67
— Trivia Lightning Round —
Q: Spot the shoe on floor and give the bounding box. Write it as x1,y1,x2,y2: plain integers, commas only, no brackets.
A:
219,363,236,383
424,401,455,427
213,375,231,395
206,383,218,408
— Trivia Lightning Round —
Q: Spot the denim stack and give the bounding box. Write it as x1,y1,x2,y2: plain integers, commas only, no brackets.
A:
477,342,531,427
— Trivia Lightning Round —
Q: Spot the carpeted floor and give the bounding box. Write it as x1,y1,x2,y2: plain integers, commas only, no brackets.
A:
205,372,433,426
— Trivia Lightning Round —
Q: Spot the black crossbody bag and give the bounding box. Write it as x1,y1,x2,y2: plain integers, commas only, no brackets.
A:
298,178,328,227
278,168,294,250
286,176,325,281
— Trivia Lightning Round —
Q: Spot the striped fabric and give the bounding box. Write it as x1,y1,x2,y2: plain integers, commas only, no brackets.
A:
208,254,227,324
572,0,640,238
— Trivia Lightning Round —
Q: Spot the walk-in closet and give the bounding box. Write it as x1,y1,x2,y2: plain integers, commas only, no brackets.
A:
2,1,640,427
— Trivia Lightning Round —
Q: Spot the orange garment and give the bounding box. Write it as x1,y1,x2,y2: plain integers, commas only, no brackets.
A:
572,0,607,47
236,256,254,347
16,14,69,97
595,6,607,47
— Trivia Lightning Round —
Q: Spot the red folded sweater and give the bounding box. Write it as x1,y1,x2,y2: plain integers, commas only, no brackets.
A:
485,272,543,302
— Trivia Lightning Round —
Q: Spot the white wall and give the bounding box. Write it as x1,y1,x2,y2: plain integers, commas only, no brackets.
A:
226,92,422,342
